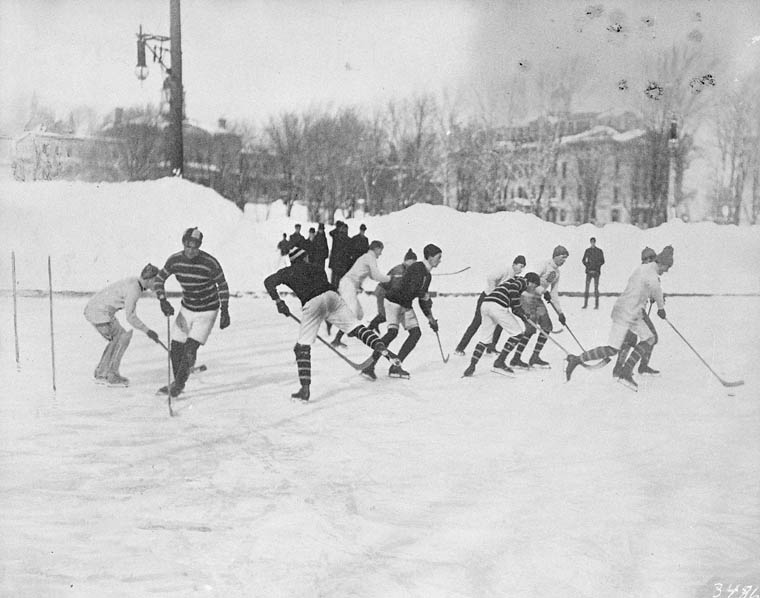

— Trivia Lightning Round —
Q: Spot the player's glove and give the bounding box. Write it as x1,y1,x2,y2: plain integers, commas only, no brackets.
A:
558,313,567,326
146,329,160,343
159,298,175,317
429,318,439,333
220,305,231,329
543,291,552,302
276,299,291,317
657,308,667,320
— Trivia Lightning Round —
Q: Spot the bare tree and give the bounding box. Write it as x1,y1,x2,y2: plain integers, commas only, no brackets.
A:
266,112,305,217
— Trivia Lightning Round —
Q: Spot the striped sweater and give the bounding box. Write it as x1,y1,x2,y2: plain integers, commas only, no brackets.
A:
155,250,230,312
482,276,529,312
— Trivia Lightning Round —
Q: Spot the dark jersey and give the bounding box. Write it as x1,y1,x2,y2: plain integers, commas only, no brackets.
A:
483,276,528,312
385,261,432,313
582,246,605,273
156,250,229,312
379,263,408,293
264,262,333,305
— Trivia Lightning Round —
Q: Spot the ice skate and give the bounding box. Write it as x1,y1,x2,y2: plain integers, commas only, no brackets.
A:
510,357,530,370
638,364,660,376
106,373,129,387
491,362,515,377
462,364,476,377
616,372,638,392
291,385,310,402
529,354,551,369
565,355,581,381
388,363,410,379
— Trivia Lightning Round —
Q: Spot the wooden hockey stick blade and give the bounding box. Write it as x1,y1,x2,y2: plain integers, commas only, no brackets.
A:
289,314,376,371
433,266,471,276
721,379,745,388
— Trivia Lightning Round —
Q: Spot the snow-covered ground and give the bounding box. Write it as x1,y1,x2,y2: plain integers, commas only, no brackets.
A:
1,294,758,597
1,178,759,596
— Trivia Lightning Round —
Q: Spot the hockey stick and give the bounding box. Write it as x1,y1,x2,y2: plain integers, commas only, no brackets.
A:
665,319,744,387
524,316,609,370
433,266,471,276
546,300,583,348
433,330,449,363
288,314,376,371
166,316,175,417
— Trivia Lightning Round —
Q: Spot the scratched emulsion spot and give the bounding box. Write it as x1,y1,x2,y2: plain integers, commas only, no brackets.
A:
689,74,716,93
640,16,654,28
584,5,604,19
693,11,702,22
517,59,530,72
617,79,629,91
688,29,703,43
644,81,663,101
607,23,623,33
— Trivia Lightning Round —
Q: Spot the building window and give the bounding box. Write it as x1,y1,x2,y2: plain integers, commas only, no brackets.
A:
615,158,620,175
562,162,567,178
561,186,566,200
611,208,620,222
613,187,619,203
560,208,567,222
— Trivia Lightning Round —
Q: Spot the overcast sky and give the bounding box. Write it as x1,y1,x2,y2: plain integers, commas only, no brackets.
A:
1,0,758,129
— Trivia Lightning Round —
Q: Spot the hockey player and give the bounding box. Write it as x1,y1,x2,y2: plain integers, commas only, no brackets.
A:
454,255,526,356
154,227,231,397
331,240,391,347
565,245,673,391
462,272,543,377
84,264,161,386
509,245,569,369
368,248,417,332
264,244,399,402
612,246,661,376
361,243,442,380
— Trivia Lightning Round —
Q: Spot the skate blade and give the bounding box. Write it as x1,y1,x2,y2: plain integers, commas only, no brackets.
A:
615,378,638,392
530,364,551,370
388,373,410,379
491,368,516,378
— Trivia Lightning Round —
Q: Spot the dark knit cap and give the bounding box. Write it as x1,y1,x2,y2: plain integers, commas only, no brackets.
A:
553,245,569,257
404,248,417,261
140,263,159,279
656,245,674,267
641,246,656,262
513,255,526,266
423,244,442,259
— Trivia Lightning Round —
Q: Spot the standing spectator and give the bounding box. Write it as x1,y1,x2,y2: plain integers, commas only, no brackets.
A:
289,224,305,247
84,264,161,386
328,221,351,288
582,237,605,309
311,222,329,271
304,227,317,262
154,227,231,397
348,223,370,269
276,233,290,268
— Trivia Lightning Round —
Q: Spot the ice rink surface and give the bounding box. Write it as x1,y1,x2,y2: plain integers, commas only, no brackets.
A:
1,294,758,597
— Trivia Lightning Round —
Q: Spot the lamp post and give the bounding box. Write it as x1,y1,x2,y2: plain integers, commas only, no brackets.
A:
135,0,183,176
667,114,678,221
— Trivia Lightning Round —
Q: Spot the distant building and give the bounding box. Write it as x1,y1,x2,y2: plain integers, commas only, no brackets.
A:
444,110,667,226
12,113,245,205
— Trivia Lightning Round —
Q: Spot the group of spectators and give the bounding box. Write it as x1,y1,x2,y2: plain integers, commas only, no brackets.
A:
277,221,370,286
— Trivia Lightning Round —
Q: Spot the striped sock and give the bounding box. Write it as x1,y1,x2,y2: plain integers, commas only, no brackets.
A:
294,343,311,386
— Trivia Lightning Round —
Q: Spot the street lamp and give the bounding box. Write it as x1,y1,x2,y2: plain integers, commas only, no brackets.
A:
135,0,183,176
667,114,678,221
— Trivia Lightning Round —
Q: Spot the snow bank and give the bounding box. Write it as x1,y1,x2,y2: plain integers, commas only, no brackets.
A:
1,178,759,294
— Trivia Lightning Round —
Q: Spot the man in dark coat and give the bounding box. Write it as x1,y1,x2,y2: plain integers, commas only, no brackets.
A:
311,222,329,271
348,223,370,269
582,236,605,309
328,221,351,288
